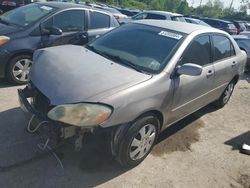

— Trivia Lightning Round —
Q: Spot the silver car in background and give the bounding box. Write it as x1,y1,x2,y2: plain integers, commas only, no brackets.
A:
119,10,186,24
18,21,247,167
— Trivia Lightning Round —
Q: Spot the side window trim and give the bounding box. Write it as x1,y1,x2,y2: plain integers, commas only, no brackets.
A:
211,33,236,63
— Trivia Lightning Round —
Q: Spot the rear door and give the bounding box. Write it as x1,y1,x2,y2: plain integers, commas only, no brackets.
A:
41,9,88,47
211,34,238,99
87,11,114,42
168,35,215,124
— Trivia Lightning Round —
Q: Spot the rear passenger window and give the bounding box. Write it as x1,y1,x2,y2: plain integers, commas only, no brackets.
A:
146,13,166,20
89,12,110,29
213,35,235,61
181,35,211,66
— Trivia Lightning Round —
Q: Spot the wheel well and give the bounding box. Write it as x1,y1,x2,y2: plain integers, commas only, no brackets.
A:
232,75,239,85
136,110,164,129
240,47,246,53
9,52,33,60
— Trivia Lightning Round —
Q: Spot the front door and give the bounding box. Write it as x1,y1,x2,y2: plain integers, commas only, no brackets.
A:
40,9,87,47
168,35,215,124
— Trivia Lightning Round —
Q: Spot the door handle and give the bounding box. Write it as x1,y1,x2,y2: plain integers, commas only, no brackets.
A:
206,70,214,77
232,61,237,67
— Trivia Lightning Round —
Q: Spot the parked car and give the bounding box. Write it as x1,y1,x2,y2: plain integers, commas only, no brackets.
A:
184,17,210,26
233,35,250,71
97,7,128,20
0,2,119,84
119,10,186,24
0,0,30,13
200,18,237,35
240,30,250,38
245,22,250,31
231,20,247,34
18,20,246,167
116,8,141,17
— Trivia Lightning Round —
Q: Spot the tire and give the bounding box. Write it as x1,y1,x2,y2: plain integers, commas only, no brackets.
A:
6,55,32,85
111,114,160,168
213,81,235,108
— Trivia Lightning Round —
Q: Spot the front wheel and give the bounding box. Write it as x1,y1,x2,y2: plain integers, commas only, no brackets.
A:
6,55,32,85
111,114,160,168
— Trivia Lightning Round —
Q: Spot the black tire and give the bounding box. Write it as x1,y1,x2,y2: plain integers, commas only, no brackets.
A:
111,113,160,168
6,55,32,85
213,81,235,108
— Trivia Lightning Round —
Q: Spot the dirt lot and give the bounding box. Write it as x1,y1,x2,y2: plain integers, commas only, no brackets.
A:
0,73,249,188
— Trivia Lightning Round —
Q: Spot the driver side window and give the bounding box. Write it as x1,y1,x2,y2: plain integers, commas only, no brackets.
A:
181,35,211,66
43,10,85,32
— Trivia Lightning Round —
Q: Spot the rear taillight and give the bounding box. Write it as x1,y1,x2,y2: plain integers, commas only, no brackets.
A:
114,15,120,20
2,1,17,6
236,28,240,34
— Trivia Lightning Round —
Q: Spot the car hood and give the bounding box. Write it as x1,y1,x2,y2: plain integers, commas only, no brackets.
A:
0,23,21,35
30,45,152,105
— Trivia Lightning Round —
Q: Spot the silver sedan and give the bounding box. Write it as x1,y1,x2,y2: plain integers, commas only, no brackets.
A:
18,20,247,167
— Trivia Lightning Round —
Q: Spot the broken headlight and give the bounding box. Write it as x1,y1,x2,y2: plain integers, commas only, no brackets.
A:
47,103,112,127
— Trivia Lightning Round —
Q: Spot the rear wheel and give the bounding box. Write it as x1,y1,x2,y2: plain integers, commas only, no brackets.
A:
6,55,32,85
111,114,160,168
213,81,235,108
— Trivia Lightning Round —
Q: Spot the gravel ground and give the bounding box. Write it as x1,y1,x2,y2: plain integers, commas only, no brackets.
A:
0,73,249,188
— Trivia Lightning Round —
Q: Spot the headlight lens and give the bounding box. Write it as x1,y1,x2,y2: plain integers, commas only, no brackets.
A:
47,103,112,127
0,36,10,46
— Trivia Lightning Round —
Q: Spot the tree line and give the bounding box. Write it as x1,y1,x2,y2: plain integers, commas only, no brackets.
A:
94,0,250,20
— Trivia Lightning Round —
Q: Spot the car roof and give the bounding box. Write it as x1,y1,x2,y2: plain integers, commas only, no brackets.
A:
201,17,233,24
133,20,220,34
36,2,110,13
141,10,183,17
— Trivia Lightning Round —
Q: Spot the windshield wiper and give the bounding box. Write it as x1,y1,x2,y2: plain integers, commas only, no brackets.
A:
0,17,23,28
86,45,145,73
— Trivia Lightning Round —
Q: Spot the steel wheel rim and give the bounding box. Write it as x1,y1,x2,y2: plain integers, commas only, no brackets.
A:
129,124,156,161
12,58,32,82
223,83,234,104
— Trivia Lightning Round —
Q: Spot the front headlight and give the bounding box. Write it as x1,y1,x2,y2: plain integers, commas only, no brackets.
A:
47,103,112,127
0,36,10,46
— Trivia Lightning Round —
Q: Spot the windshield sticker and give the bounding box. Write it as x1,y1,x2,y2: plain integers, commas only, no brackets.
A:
158,31,183,40
40,6,53,11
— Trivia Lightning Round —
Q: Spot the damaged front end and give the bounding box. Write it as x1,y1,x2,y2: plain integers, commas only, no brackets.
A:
18,83,110,151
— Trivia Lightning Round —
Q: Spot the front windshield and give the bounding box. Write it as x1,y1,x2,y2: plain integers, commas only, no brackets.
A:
87,23,185,73
0,3,55,27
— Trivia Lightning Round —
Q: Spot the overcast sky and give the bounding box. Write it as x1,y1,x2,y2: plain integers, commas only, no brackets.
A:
186,0,242,10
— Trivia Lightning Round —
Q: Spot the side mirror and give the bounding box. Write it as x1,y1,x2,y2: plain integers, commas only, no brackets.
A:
177,63,202,76
42,27,62,36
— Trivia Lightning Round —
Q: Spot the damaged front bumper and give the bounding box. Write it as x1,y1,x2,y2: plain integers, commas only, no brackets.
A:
18,86,93,151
